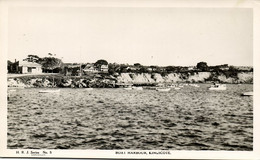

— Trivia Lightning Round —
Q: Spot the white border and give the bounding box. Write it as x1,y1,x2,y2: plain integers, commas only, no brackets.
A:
0,0,260,159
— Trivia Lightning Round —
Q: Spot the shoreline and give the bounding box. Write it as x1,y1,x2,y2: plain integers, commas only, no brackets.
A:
7,71,253,88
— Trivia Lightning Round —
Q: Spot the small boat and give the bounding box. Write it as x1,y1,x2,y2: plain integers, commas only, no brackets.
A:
132,86,143,90
174,87,181,90
156,88,171,92
124,87,132,90
189,84,199,87
193,84,200,87
39,89,60,93
85,88,94,91
208,84,226,91
241,91,253,96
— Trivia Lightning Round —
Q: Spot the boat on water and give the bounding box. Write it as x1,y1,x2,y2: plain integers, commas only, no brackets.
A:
156,87,171,92
132,86,143,90
8,89,16,92
39,89,60,93
189,84,200,87
193,84,200,87
124,87,132,90
241,91,253,96
85,88,94,91
208,84,226,91
174,87,181,90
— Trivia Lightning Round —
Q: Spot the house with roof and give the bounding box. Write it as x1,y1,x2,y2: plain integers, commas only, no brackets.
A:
18,61,42,74
100,64,108,73
82,63,108,73
8,60,42,74
83,63,99,73
126,66,139,72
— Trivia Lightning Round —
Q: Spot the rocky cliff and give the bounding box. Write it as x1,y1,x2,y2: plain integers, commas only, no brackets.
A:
7,71,253,88
116,72,253,84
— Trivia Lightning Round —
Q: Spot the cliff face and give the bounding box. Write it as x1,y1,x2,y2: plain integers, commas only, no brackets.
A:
116,72,253,84
7,71,253,88
187,72,211,82
237,72,253,83
8,76,116,88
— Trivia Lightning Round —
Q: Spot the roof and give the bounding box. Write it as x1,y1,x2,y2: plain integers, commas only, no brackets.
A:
65,65,80,68
19,61,42,67
101,65,108,68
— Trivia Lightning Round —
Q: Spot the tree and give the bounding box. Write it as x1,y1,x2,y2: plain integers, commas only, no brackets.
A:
39,57,63,72
7,60,13,73
139,66,148,73
7,60,12,65
108,63,115,74
94,59,108,66
94,59,108,70
165,66,175,73
23,55,40,63
119,64,128,73
196,62,208,71
134,63,141,67
150,65,159,72
228,66,237,72
48,53,56,57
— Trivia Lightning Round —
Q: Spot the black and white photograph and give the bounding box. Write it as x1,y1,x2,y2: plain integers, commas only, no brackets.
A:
1,0,260,159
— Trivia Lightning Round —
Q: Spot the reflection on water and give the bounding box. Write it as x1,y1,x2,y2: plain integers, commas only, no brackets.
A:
7,84,253,150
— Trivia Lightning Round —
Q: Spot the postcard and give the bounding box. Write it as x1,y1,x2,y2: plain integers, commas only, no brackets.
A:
0,0,260,159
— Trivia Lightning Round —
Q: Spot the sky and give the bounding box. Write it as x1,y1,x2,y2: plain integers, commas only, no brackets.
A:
8,7,253,66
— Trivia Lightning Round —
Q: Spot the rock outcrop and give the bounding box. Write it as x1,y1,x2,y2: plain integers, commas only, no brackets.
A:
116,72,253,84
7,71,253,88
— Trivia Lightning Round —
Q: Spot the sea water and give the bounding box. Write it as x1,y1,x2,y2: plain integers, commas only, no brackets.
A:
7,84,253,150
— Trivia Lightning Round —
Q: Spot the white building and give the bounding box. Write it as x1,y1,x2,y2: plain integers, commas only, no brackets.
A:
83,63,99,73
18,61,42,74
100,65,108,72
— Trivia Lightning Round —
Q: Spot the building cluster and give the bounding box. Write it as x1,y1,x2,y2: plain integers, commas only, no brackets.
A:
63,63,108,76
7,60,109,75
7,59,253,76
